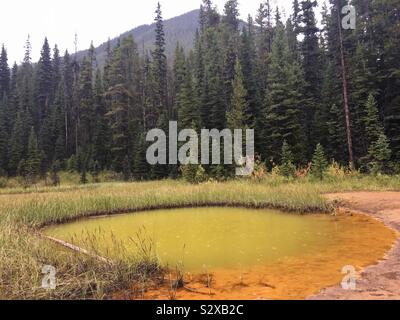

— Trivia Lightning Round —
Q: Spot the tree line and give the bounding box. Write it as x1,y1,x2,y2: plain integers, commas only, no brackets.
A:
0,0,399,183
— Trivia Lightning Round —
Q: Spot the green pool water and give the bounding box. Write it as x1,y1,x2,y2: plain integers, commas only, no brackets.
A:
45,207,341,272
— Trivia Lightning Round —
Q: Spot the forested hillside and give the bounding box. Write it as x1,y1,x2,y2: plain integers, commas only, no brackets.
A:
0,0,399,182
75,9,202,66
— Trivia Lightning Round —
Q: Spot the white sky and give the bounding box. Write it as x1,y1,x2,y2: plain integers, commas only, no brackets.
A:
0,0,321,64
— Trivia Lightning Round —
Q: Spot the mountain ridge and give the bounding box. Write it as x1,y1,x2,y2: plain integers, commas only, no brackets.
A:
75,9,201,67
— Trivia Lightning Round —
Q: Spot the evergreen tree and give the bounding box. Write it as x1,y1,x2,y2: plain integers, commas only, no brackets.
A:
227,59,248,130
152,2,168,119
177,59,199,129
36,38,53,128
299,0,321,157
8,112,27,175
26,127,41,181
364,94,384,147
239,16,259,130
77,56,94,158
0,45,10,99
327,104,347,163
92,70,109,169
311,143,328,180
280,140,296,178
264,21,306,163
367,133,392,174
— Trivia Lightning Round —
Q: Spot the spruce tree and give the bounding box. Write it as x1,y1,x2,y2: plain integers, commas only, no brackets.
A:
227,59,248,130
364,94,384,147
280,140,296,178
152,2,168,119
327,104,347,163
311,143,328,180
368,133,392,174
299,0,321,158
133,134,148,181
8,112,27,175
36,38,53,127
26,127,41,182
93,69,109,169
0,45,10,99
264,21,306,163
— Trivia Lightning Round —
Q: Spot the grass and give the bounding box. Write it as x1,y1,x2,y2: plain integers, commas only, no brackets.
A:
0,170,399,299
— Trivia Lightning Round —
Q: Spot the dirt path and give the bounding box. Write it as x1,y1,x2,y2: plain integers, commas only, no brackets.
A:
310,192,400,300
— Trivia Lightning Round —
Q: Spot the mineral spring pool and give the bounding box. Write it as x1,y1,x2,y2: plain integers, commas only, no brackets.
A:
44,207,395,282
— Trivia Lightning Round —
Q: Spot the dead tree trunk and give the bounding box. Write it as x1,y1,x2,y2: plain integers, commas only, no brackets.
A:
337,0,355,169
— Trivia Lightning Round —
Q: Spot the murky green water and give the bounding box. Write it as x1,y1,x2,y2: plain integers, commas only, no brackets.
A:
45,207,341,272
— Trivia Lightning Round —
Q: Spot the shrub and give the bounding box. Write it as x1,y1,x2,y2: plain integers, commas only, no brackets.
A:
326,161,346,180
181,164,207,184
0,177,8,189
251,156,267,182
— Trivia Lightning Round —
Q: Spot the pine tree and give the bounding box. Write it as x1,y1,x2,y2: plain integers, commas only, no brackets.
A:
26,127,41,181
52,45,62,101
239,16,259,130
52,82,66,162
280,140,296,178
133,134,148,180
78,56,94,158
203,28,225,130
0,45,10,99
368,133,392,174
177,60,199,130
327,104,347,163
299,0,321,158
172,44,186,121
62,50,74,156
8,112,27,175
221,0,240,111
152,2,168,119
36,38,53,128
311,143,328,180
105,36,140,172
364,94,384,147
92,70,109,169
264,21,306,163
227,59,248,130
255,1,273,90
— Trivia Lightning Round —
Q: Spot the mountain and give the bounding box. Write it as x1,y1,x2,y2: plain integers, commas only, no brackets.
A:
75,9,201,67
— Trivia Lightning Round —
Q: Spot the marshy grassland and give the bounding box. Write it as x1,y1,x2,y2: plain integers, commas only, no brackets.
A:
1,171,400,300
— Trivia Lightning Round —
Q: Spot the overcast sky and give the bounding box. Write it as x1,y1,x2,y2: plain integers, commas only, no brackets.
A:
0,0,322,63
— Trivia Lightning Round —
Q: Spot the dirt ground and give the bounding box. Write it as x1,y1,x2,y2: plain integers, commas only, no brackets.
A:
310,192,400,300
